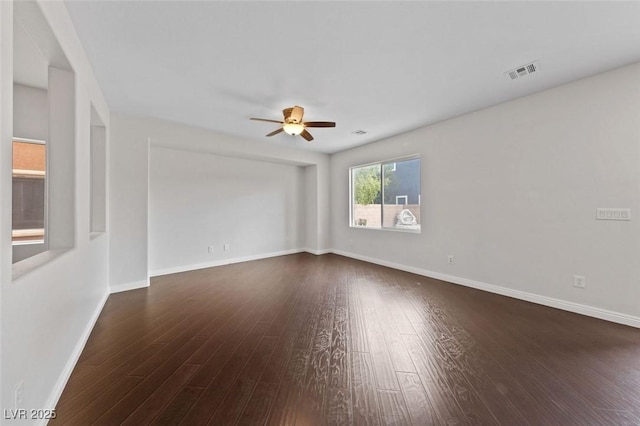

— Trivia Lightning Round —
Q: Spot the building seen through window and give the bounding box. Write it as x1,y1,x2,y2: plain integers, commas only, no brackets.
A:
12,139,46,244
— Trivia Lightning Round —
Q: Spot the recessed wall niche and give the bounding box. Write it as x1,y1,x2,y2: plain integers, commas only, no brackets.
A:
12,1,75,267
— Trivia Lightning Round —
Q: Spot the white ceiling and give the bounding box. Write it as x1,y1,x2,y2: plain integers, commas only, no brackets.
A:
64,1,640,154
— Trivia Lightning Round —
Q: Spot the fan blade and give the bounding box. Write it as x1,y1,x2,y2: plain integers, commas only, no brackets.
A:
303,121,336,128
300,129,314,141
290,106,304,123
266,128,284,137
251,118,283,124
282,108,293,119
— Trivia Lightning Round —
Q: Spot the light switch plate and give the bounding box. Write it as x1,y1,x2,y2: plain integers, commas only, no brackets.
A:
596,208,630,221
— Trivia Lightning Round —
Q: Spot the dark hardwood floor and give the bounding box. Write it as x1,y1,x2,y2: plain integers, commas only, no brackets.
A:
53,253,640,425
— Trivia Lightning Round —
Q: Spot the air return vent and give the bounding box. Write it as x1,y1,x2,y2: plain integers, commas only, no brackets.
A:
506,61,539,80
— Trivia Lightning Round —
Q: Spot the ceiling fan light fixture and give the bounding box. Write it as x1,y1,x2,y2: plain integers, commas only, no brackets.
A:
251,105,335,142
283,122,304,136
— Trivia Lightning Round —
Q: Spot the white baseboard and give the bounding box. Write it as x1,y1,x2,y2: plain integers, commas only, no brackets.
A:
332,249,640,329
303,248,332,256
110,278,150,294
149,249,304,277
41,290,109,423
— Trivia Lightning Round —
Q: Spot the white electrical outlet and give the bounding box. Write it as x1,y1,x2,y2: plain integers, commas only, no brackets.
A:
14,381,23,410
208,246,214,254
223,244,230,251
448,255,454,264
573,275,586,289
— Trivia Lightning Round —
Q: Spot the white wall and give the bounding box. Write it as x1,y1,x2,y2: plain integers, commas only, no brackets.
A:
110,114,331,289
149,146,304,275
1,1,110,419
304,165,319,251
0,3,12,415
109,115,149,291
331,62,640,323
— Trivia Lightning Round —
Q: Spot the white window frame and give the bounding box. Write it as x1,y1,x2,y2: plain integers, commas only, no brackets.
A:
12,137,47,247
349,155,421,233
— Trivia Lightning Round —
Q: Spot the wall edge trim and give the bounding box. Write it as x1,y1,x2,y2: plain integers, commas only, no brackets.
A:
110,279,150,294
303,248,332,255
149,249,304,277
331,249,640,329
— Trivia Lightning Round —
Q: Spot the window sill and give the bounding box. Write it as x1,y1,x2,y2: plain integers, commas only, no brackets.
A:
12,248,72,281
12,239,45,246
349,225,421,234
90,231,105,241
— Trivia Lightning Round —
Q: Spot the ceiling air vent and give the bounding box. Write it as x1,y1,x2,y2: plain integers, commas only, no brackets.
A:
506,61,539,80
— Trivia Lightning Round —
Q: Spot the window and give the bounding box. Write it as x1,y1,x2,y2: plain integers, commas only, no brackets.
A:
12,138,46,244
351,157,421,231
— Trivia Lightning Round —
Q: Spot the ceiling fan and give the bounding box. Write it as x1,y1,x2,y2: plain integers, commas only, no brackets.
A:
250,105,336,141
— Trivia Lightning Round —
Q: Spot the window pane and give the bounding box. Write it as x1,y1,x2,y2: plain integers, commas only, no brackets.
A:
352,164,382,228
382,158,420,230
12,140,46,243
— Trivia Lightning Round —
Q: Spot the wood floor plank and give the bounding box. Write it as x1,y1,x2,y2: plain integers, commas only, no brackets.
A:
440,320,543,425
468,314,626,424
258,265,324,384
296,275,338,423
378,268,421,333
78,284,215,366
453,334,533,423
186,285,268,366
442,286,624,424
397,371,438,425
121,363,200,425
377,389,411,426
293,274,329,350
402,333,468,424
53,342,168,417
52,376,144,425
236,381,280,425
265,347,310,425
186,315,267,388
326,281,353,426
92,336,208,424
53,254,640,424
259,306,313,384
150,386,204,425
206,336,278,425
179,322,270,424
265,264,331,426
356,280,400,391
348,289,369,353
412,318,500,424
351,352,381,425
372,285,416,373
